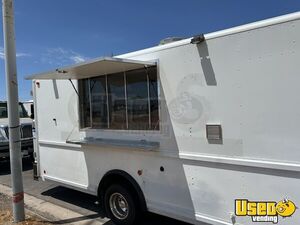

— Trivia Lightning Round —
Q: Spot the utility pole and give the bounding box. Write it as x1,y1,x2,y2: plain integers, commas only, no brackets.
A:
2,0,25,222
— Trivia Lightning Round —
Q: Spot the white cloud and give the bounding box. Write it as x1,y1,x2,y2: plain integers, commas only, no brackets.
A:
41,47,88,65
0,46,31,60
16,53,31,57
0,47,5,59
70,56,86,63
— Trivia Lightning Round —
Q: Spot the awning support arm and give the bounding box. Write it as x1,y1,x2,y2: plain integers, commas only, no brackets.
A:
68,79,79,96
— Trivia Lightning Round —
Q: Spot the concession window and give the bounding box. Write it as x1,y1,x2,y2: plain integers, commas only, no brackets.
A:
26,56,159,150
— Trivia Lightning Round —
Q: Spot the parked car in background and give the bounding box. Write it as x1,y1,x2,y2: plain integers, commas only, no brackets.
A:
0,101,33,161
22,100,34,119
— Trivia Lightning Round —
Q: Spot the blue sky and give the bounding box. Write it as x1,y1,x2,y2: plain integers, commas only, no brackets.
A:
0,0,300,101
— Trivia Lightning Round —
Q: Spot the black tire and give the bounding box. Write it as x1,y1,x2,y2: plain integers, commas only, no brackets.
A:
104,184,141,225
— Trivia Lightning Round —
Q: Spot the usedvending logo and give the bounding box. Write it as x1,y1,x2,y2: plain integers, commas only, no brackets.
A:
235,199,296,223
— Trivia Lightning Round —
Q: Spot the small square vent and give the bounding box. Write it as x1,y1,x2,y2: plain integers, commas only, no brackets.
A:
206,124,222,142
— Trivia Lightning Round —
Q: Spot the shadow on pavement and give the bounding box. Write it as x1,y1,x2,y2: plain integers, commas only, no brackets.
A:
49,214,102,224
49,212,190,225
41,186,102,214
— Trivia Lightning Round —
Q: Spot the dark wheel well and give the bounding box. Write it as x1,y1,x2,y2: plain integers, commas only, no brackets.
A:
98,170,147,213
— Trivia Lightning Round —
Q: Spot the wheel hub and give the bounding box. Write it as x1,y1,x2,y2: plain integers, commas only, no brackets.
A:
109,192,129,220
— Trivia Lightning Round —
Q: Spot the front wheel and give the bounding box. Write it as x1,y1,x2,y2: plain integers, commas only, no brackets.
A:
104,184,140,225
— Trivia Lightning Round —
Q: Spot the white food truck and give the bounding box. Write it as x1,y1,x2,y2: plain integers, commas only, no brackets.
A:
27,12,300,225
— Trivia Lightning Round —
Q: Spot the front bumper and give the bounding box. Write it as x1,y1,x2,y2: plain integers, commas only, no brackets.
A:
0,138,33,160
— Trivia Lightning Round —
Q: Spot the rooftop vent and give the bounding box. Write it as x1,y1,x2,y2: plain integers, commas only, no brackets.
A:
159,37,185,45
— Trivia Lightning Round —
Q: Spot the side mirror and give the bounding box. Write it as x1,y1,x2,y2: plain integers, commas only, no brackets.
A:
30,104,34,119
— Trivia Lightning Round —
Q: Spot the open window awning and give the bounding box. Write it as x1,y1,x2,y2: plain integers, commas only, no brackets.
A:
26,57,157,80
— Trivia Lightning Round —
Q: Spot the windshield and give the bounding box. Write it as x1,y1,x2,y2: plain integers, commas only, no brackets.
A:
0,102,29,119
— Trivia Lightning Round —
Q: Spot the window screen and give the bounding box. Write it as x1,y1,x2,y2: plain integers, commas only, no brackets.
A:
79,79,91,128
107,73,127,129
79,66,159,130
126,69,149,130
90,76,108,128
148,67,159,130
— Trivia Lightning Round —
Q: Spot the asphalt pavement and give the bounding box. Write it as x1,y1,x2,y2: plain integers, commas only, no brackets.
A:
0,158,192,225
